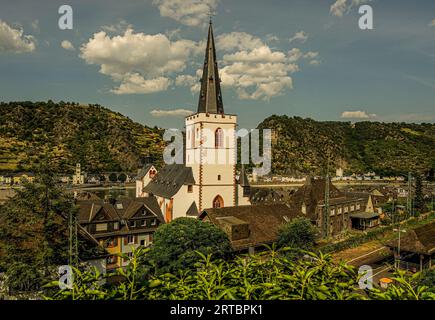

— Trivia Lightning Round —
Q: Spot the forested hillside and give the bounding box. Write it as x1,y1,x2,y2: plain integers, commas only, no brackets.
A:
258,115,435,176
0,101,165,173
1,102,433,176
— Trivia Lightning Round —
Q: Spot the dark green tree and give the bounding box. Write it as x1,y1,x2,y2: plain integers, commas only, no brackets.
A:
118,173,127,183
149,218,233,274
277,217,318,253
0,165,74,291
109,173,118,183
414,174,424,211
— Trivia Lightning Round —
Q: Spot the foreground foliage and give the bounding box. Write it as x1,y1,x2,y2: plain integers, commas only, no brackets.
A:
149,218,234,275
45,247,435,300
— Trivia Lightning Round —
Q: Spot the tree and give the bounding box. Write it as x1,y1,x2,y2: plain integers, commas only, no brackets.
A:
277,217,318,253
118,173,127,183
149,218,233,274
109,173,118,183
427,168,434,182
414,174,424,211
0,165,72,291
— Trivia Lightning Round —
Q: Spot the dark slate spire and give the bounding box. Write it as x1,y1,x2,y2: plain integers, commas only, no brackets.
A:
197,20,224,114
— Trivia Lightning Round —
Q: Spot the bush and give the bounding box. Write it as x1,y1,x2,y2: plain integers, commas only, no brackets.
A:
277,217,318,253
108,173,118,182
118,173,127,183
45,247,435,300
148,218,233,274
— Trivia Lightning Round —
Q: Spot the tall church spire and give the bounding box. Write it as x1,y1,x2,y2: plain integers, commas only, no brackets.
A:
197,20,224,114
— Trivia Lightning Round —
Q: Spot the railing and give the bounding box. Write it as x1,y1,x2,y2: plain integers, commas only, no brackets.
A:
397,260,431,272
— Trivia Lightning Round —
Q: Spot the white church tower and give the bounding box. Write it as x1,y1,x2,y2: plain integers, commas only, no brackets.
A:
143,20,250,222
185,20,243,211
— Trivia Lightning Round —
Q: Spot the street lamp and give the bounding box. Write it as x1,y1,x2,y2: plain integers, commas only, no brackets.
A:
393,227,407,269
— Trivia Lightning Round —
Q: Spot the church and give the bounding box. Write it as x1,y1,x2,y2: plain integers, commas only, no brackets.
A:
136,21,251,222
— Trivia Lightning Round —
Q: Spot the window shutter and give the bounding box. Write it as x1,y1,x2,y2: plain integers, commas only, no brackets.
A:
134,235,138,244
124,236,128,245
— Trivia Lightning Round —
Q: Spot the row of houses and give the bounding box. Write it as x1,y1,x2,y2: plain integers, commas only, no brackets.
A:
76,195,164,271
79,171,389,268
0,172,35,185
0,166,138,186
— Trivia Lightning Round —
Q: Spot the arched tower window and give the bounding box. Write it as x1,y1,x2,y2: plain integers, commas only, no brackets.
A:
213,195,224,208
215,128,223,148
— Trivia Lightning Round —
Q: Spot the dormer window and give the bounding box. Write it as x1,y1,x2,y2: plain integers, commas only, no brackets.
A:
187,185,193,193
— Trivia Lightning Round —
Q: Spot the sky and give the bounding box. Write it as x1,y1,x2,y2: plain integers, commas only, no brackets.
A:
0,0,434,130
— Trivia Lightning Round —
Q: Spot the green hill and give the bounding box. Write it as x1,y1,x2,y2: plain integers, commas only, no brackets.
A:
0,101,165,173
1,103,433,176
257,115,435,176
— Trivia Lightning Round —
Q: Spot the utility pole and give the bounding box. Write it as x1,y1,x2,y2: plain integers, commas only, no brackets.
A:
68,208,78,267
323,158,330,238
407,172,412,218
393,225,407,269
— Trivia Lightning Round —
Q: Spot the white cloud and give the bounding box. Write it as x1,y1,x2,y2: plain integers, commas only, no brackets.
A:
152,0,218,27
175,74,200,93
341,110,377,119
429,19,435,27
223,46,286,63
101,20,132,33
217,36,301,100
61,40,75,51
176,31,318,100
0,20,36,53
289,31,308,43
304,51,319,59
287,48,303,62
111,74,172,95
330,0,348,17
330,0,372,17
266,34,280,43
150,108,193,117
31,20,40,33
216,32,265,51
80,28,201,94
309,59,321,66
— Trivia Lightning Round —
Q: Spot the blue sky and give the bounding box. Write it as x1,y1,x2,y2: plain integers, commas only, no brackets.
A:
0,0,434,129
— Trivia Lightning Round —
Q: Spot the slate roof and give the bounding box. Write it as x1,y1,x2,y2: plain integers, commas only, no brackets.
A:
77,201,120,223
350,212,381,219
136,164,154,180
143,164,195,198
186,201,199,216
387,221,435,255
288,177,362,220
199,204,303,250
77,196,164,225
197,20,224,114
